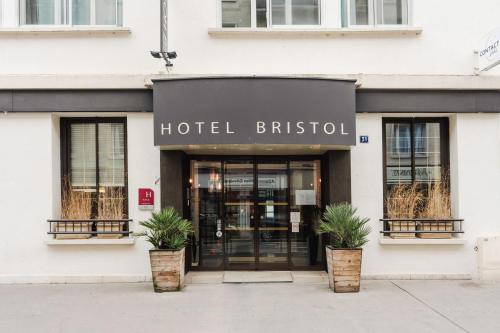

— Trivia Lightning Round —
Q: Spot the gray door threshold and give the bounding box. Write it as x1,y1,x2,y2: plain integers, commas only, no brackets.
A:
223,271,293,283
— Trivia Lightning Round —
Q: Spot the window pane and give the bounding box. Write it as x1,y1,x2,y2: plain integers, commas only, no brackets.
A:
415,122,442,183
272,0,319,25
70,123,96,189
190,161,223,268
96,0,117,25
385,123,412,184
290,161,322,267
376,0,408,25
221,0,251,28
256,0,267,27
25,0,55,24
98,123,125,187
271,0,286,25
350,0,369,25
292,0,319,25
72,0,90,25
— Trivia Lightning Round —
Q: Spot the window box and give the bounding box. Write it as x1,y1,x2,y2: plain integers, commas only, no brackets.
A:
53,220,92,239
380,218,464,240
387,220,417,239
47,219,133,240
96,220,127,239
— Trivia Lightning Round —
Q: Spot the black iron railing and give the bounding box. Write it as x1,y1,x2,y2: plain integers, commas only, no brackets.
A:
380,218,464,237
47,219,133,237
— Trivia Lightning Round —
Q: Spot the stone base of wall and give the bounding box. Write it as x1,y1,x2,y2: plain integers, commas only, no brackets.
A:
0,272,474,284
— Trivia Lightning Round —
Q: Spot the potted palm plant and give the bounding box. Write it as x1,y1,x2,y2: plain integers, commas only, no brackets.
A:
135,207,194,292
316,203,371,293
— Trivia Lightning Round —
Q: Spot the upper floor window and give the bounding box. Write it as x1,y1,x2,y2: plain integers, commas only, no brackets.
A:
221,0,320,28
342,0,409,27
20,0,122,26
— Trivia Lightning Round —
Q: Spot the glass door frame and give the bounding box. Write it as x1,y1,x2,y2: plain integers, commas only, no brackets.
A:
187,155,326,271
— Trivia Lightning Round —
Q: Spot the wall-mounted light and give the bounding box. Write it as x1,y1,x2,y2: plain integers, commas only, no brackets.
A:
150,51,177,67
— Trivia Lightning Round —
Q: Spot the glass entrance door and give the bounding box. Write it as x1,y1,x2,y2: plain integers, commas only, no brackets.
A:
257,162,289,268
224,160,256,269
190,158,323,270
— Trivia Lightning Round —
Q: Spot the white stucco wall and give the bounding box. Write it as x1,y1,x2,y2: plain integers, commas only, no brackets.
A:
1,112,498,282
352,113,500,278
0,0,499,76
0,113,159,283
0,0,499,282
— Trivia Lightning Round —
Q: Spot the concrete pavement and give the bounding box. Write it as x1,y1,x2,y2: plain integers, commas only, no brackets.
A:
0,279,499,333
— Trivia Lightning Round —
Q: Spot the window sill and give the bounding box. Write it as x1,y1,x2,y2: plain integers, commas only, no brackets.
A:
379,237,466,245
46,238,135,246
208,27,422,38
0,26,131,36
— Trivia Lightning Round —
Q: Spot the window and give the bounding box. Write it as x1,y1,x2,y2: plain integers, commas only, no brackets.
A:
220,0,320,28
383,118,449,189
342,0,410,27
61,118,127,219
20,0,122,25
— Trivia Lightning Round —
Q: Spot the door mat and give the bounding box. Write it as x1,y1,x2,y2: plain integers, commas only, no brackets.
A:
223,271,293,283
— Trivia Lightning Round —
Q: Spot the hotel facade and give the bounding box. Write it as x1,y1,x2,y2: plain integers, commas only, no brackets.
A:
1,0,500,283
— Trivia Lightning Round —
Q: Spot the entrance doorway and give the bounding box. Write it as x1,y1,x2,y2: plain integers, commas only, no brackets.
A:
189,157,323,270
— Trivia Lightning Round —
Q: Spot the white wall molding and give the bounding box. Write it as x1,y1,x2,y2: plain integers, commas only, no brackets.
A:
2,74,500,90
0,26,131,35
208,27,423,38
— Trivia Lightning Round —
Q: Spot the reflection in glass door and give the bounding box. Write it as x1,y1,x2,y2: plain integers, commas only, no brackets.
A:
290,161,322,267
224,161,256,268
257,163,289,268
190,161,223,269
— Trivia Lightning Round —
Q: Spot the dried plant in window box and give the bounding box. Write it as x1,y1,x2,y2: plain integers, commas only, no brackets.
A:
97,187,126,239
418,181,453,239
386,183,423,239
58,183,92,239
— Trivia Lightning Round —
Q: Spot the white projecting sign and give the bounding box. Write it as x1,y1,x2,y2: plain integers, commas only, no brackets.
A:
476,28,500,73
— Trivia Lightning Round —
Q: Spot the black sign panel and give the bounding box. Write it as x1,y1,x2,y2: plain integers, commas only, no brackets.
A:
153,77,356,146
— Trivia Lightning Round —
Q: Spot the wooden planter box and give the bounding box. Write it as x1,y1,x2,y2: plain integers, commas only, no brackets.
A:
149,248,185,292
326,246,362,293
55,222,91,239
96,222,125,239
388,221,417,239
417,221,453,239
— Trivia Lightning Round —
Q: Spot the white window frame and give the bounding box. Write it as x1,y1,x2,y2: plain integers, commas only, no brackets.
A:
19,0,122,27
219,0,322,29
346,0,412,28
